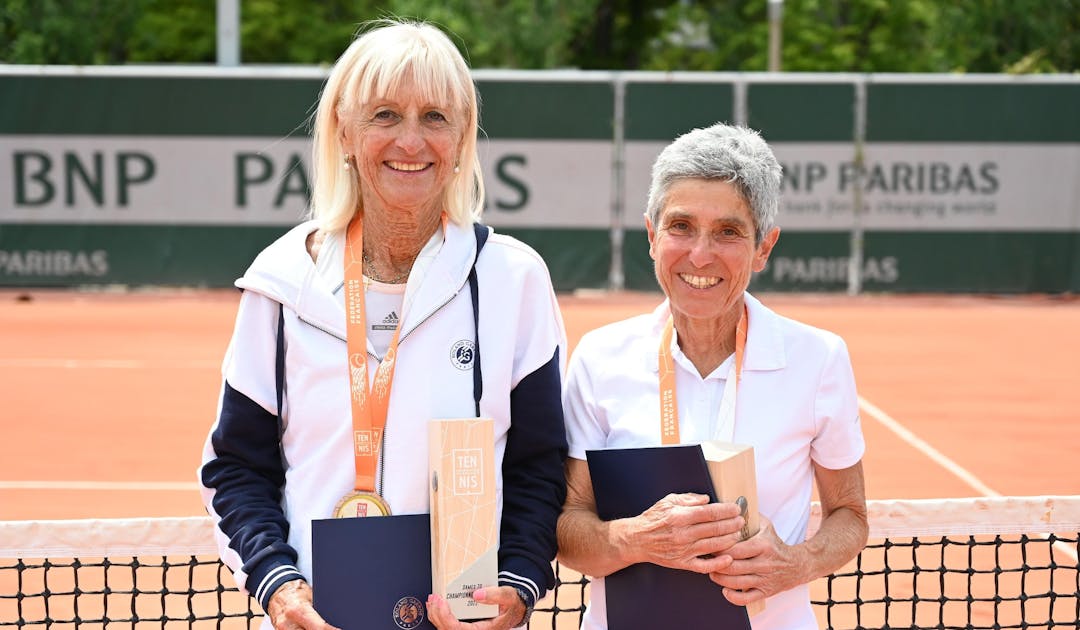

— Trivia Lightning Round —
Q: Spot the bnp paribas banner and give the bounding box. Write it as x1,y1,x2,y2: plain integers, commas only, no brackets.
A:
2,70,1078,293
0,70,615,288
618,79,1080,293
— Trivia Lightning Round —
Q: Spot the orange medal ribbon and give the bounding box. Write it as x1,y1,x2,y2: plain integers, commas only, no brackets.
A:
658,304,748,445
343,216,404,496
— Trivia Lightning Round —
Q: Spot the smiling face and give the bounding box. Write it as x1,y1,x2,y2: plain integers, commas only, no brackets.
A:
647,178,780,325
340,81,462,221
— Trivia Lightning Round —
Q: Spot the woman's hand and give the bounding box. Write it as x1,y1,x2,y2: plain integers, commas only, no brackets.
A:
707,515,807,606
619,493,745,574
266,580,339,630
426,586,526,629
710,463,869,607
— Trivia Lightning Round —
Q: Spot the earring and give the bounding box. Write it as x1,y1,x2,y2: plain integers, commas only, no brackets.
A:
343,154,352,170
453,163,460,174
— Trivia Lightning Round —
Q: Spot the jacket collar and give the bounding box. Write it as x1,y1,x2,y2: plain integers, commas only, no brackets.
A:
396,219,477,340
237,219,478,343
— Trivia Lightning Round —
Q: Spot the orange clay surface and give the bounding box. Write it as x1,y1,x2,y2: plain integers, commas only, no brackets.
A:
2,288,1077,521
2,289,1079,629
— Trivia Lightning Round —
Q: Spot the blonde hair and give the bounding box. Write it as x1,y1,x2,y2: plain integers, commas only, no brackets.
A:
309,18,483,231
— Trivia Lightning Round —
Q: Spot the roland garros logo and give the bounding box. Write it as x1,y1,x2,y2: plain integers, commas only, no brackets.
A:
450,339,475,370
393,596,425,629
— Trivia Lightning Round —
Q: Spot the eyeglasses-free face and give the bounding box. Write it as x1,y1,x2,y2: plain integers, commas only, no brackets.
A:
647,178,779,327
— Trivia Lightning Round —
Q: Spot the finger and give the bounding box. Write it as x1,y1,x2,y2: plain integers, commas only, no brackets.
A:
685,553,734,574
663,499,740,519
677,525,746,560
289,598,333,629
456,618,504,630
282,609,336,630
428,595,518,630
473,586,525,626
683,514,746,541
722,546,752,562
684,541,738,565
704,501,745,521
426,594,462,629
472,585,516,607
709,571,756,590
668,502,744,530
300,609,336,630
722,586,765,607
664,492,711,507
721,537,766,562
657,512,730,539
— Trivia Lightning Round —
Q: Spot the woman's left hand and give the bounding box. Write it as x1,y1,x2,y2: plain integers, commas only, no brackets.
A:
426,586,526,629
707,515,809,606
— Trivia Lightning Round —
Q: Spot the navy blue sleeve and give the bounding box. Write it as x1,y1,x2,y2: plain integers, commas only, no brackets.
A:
497,347,569,606
201,381,304,609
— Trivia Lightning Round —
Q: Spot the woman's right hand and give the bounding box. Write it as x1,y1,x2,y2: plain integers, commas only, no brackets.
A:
267,580,339,630
618,493,745,573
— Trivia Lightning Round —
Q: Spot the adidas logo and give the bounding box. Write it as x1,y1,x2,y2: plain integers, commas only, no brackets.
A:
373,311,399,331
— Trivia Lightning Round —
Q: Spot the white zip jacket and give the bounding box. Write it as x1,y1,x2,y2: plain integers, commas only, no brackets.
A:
199,219,569,618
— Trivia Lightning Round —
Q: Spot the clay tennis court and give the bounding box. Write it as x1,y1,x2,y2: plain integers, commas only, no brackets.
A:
3,289,1077,520
2,288,1079,628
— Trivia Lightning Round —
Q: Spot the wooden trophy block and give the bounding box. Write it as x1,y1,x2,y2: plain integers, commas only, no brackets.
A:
429,418,499,621
700,440,765,617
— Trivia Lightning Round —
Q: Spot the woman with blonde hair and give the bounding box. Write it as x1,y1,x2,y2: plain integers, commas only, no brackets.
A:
200,19,567,630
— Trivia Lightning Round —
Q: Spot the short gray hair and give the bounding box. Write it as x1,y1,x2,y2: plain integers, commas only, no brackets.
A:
646,123,782,243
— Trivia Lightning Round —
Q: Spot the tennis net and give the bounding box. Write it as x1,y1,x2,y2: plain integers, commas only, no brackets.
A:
1,496,1077,629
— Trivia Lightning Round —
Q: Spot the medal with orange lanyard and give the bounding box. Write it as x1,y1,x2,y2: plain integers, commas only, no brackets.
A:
333,216,399,518
657,304,748,445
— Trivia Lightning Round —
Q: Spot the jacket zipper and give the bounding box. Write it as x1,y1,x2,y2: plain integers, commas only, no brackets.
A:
295,314,345,342
298,288,464,501
377,288,462,498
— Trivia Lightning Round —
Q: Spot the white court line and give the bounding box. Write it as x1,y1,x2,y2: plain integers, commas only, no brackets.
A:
0,358,218,369
0,481,200,491
859,396,1000,496
859,395,1078,563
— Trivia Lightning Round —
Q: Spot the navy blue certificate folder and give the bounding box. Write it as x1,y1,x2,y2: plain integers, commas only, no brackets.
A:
311,514,436,630
586,445,752,630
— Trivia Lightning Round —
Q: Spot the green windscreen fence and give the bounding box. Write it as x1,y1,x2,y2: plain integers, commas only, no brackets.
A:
2,69,1078,293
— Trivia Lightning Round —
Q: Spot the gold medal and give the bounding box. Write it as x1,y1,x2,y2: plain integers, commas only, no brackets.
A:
333,491,391,518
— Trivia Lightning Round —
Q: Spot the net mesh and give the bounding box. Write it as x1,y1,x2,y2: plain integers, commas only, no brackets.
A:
2,496,1077,629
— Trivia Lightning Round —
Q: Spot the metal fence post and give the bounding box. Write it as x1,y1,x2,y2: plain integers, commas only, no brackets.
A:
609,75,627,291
848,77,867,295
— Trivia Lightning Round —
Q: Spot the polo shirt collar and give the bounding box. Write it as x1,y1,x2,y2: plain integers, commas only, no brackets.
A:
742,291,786,371
646,291,787,374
